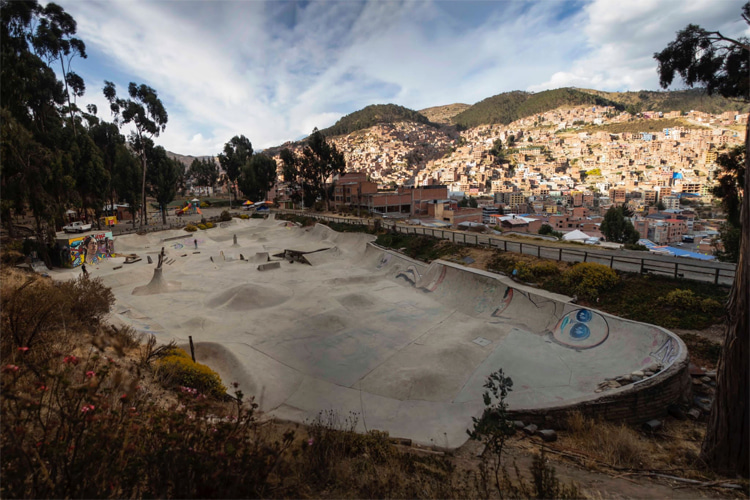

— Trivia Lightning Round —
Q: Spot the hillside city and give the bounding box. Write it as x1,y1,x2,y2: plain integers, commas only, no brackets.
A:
259,105,746,258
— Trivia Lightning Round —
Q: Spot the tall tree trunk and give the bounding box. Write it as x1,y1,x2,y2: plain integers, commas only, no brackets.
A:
700,113,749,478
59,55,77,138
161,204,167,225
140,151,147,229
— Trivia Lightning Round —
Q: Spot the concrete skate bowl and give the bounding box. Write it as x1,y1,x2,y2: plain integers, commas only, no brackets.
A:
369,247,690,426
103,219,689,449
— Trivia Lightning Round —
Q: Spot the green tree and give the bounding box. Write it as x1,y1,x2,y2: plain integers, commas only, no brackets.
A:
467,370,515,495
87,118,126,219
489,138,504,163
30,2,87,137
279,128,345,210
103,81,168,228
656,200,666,210
111,143,142,228
188,157,218,191
70,131,109,228
655,3,749,476
238,153,277,202
142,138,180,225
538,223,553,235
600,206,639,244
279,148,303,206
217,135,253,206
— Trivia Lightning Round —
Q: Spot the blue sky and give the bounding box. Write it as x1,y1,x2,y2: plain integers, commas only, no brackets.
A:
57,0,748,156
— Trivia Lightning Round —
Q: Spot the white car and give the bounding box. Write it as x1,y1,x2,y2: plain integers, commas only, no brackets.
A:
63,221,92,233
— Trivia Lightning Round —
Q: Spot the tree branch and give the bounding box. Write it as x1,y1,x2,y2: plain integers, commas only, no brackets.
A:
704,30,750,51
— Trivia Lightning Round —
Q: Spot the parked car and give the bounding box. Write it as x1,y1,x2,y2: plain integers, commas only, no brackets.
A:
63,221,92,233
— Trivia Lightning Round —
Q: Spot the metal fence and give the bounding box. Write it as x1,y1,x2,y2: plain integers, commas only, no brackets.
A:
275,209,736,286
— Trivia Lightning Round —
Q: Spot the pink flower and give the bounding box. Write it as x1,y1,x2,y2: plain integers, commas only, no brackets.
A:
85,371,95,378
81,404,95,413
36,384,47,392
63,355,79,365
307,438,314,446
2,365,20,373
18,347,29,352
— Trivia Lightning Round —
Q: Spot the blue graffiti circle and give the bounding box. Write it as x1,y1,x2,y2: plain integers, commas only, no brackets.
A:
569,322,591,340
576,309,593,322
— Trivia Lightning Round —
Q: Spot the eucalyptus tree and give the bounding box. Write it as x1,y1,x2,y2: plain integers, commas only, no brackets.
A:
188,157,218,192
31,2,87,137
280,128,345,210
141,138,181,225
217,135,252,206
238,153,277,202
103,81,168,227
655,2,749,476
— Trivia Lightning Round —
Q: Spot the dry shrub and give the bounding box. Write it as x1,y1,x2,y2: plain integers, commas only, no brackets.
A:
565,412,648,468
1,270,112,364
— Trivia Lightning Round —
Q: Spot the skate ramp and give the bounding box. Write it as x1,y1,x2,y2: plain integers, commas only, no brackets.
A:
78,218,687,449
132,267,181,295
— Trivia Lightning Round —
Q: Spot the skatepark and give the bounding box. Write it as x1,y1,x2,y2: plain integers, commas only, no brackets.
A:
51,215,689,448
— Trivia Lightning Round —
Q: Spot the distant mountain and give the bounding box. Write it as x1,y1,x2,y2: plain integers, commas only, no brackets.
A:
319,104,433,137
167,151,213,167
576,88,746,115
419,103,471,124
452,88,622,129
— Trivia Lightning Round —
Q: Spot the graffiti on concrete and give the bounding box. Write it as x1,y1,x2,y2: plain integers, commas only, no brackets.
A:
650,336,680,366
491,287,514,317
552,308,610,350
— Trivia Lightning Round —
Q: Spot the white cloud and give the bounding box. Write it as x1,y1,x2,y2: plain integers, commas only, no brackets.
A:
59,0,750,156
529,0,749,92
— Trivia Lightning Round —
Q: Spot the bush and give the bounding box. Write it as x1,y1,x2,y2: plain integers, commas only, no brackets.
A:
219,210,232,222
184,224,198,232
659,289,724,314
205,222,215,229
624,243,649,251
529,261,560,278
562,262,619,301
199,201,209,208
156,347,226,397
239,214,249,220
197,223,207,230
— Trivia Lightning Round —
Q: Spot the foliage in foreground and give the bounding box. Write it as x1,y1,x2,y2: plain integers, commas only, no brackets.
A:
467,370,580,500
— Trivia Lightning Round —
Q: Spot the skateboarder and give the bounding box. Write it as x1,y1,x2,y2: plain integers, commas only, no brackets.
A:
193,238,198,249
81,263,89,278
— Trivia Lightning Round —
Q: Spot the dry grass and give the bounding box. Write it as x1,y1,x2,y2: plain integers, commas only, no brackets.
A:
565,412,650,469
556,412,709,480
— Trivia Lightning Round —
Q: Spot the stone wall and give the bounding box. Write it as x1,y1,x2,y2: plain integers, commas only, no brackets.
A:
509,353,692,427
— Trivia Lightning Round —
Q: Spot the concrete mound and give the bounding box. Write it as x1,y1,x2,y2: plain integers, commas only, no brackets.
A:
132,267,181,295
205,284,291,310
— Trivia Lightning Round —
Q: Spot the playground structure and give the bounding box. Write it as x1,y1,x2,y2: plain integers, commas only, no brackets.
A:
48,216,690,448
175,199,203,216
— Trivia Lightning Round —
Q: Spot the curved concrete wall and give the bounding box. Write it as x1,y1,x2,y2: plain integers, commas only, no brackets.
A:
367,243,691,424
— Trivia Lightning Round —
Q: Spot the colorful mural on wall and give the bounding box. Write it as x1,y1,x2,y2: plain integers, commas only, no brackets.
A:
58,231,114,267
